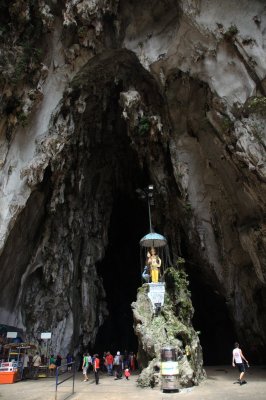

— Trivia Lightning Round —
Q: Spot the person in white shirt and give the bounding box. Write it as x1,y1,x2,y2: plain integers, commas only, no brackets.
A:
32,352,41,379
232,342,249,385
22,352,29,379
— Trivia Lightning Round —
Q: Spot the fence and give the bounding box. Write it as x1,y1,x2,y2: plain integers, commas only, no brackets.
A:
55,362,75,400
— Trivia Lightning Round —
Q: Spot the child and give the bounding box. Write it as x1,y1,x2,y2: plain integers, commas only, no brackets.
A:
124,368,131,380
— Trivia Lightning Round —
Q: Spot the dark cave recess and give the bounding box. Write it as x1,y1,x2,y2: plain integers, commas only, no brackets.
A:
189,277,236,365
94,193,148,354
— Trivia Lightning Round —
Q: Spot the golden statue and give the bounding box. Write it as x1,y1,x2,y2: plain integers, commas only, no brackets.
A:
147,247,161,283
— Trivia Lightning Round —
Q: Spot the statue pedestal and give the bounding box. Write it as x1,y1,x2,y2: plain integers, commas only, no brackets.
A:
148,282,165,311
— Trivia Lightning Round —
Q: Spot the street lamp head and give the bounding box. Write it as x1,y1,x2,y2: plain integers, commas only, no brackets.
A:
136,184,155,233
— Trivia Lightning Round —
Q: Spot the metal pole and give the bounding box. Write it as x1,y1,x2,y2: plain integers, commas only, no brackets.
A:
46,340,48,364
55,367,58,400
148,197,152,233
72,362,75,395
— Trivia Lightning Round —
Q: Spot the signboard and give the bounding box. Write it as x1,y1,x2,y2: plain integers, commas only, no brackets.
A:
1,362,13,368
161,361,179,376
0,362,17,372
6,332,17,338
41,332,51,339
148,282,165,310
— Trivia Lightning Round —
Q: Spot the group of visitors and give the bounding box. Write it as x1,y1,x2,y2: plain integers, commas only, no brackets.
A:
79,344,250,386
21,352,73,379
81,351,137,384
21,351,43,379
82,353,100,384
2,337,251,388
48,353,70,375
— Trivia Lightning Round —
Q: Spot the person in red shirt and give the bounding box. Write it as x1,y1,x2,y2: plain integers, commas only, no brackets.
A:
106,351,114,376
124,368,131,380
94,354,100,384
129,352,136,371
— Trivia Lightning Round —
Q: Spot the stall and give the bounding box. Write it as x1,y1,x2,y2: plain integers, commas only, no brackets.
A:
0,343,36,384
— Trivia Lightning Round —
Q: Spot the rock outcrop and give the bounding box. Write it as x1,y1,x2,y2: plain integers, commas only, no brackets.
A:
132,267,205,388
0,0,265,366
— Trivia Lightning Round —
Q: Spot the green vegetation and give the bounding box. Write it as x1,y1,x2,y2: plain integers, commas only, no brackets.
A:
0,1,44,85
246,96,266,116
78,26,87,38
224,24,238,40
220,115,234,133
164,266,194,324
11,44,43,84
138,116,151,135
184,201,192,213
176,257,185,265
17,112,28,127
137,283,149,294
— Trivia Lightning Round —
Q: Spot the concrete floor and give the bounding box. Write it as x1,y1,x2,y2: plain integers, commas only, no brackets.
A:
0,366,265,400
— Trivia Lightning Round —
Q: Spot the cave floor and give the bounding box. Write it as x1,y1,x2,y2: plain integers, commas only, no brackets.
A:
0,366,265,400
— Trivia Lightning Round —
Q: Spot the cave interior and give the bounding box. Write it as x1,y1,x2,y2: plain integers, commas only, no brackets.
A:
70,52,237,365
93,192,237,364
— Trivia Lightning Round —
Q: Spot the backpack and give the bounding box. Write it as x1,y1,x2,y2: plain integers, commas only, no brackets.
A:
114,355,120,365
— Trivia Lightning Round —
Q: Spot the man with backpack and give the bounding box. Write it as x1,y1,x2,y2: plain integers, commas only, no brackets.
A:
113,351,122,380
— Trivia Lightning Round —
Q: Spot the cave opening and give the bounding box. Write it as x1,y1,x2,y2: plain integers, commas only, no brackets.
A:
94,192,148,354
74,49,237,363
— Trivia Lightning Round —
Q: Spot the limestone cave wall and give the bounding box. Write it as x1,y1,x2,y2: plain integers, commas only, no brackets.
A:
0,0,265,364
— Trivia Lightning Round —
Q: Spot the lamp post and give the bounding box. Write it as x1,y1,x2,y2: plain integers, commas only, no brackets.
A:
136,184,154,233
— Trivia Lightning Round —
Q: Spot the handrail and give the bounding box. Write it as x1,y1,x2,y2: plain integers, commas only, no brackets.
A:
55,361,75,400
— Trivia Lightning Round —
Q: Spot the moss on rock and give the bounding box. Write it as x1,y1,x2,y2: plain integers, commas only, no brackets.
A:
132,264,205,388
245,96,266,116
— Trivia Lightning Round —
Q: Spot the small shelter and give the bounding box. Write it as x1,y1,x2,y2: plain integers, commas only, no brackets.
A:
140,232,168,283
140,232,168,313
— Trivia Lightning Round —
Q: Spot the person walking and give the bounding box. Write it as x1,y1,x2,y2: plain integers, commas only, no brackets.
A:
66,353,73,371
124,368,131,380
32,352,41,379
22,352,29,379
129,352,136,371
113,351,122,380
55,354,62,368
232,342,249,385
106,351,114,376
82,353,90,381
94,354,100,384
49,354,56,376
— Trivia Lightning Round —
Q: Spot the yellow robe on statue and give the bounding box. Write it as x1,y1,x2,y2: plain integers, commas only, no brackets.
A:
149,256,161,283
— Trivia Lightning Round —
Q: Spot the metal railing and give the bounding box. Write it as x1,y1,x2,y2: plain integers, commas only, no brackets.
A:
55,361,75,400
